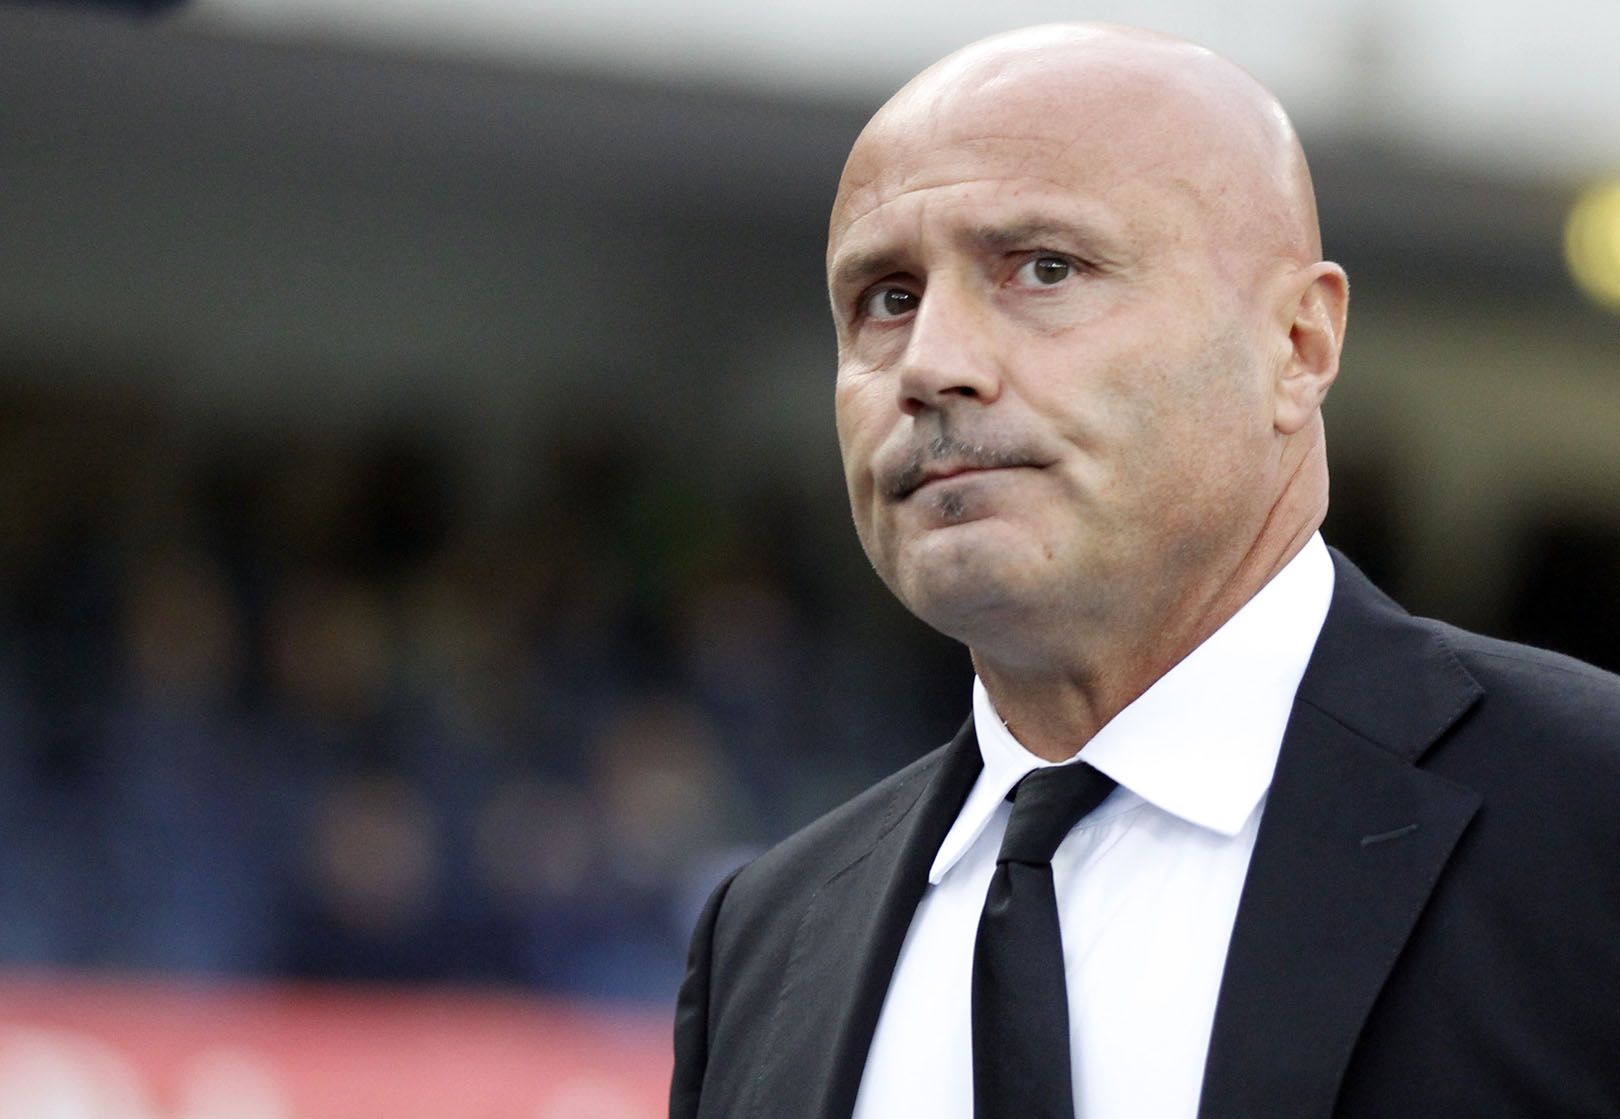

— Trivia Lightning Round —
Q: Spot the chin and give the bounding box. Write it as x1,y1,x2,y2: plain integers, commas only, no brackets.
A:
892,535,1047,640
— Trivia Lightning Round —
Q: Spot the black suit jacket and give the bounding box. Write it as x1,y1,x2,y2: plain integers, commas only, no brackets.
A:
672,553,1620,1117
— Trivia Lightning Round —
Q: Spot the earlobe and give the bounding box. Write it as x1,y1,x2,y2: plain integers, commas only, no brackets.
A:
1274,263,1349,436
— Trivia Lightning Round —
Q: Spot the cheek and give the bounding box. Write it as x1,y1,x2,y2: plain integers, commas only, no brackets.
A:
1118,372,1273,519
834,377,887,492
832,371,864,447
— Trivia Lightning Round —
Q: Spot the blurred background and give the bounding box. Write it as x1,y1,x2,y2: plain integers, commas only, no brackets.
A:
1,0,1618,1114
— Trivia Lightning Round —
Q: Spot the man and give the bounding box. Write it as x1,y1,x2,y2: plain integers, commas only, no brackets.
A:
672,23,1620,1119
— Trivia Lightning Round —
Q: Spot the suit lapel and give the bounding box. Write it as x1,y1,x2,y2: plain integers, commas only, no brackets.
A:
1199,555,1485,1119
748,719,983,1119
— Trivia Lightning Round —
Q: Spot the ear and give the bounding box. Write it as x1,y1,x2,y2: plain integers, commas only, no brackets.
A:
1273,262,1348,436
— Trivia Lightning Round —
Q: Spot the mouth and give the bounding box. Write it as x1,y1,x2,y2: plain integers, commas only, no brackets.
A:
890,460,1037,501
905,465,1001,498
881,435,1047,502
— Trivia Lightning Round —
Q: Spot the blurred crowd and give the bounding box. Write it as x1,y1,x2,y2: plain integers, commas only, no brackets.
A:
3,380,1616,1006
0,383,964,1003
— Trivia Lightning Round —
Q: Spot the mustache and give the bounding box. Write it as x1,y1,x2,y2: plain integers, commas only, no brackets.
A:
884,435,1040,500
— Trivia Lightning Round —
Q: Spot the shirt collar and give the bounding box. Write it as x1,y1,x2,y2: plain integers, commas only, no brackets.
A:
929,533,1336,884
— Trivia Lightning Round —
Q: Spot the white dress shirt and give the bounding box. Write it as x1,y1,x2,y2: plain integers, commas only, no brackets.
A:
852,535,1335,1119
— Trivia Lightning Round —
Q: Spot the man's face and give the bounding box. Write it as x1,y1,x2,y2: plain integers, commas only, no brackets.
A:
828,69,1287,645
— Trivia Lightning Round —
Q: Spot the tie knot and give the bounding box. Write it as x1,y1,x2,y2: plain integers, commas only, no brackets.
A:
997,763,1117,866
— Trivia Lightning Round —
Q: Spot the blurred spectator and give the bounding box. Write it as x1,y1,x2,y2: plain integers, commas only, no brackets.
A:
94,545,280,974
288,770,450,981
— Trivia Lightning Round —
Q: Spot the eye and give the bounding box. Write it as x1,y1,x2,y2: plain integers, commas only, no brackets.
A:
861,285,919,320
1016,255,1074,286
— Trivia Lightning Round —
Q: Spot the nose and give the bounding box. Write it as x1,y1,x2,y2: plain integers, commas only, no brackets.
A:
896,280,1002,416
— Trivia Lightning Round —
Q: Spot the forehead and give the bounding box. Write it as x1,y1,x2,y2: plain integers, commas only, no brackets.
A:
826,29,1310,285
827,114,1195,290
828,61,1212,263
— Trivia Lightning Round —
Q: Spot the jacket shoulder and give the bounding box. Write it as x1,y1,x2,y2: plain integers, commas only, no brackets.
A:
1317,549,1620,769
724,738,956,915
1440,621,1620,711
1431,621,1620,782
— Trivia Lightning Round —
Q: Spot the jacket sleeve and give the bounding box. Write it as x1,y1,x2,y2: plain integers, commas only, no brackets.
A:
670,867,742,1119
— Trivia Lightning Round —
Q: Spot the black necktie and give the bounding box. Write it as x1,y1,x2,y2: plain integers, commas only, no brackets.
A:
972,763,1118,1119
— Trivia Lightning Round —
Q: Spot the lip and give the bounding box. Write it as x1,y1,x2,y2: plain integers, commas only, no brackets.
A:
898,462,1035,501
909,465,999,495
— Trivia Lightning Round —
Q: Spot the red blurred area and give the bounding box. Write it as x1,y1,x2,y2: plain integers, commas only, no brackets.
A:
0,972,670,1118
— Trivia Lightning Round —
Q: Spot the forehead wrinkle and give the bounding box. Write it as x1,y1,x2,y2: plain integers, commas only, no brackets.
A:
830,155,1103,257
829,112,1074,236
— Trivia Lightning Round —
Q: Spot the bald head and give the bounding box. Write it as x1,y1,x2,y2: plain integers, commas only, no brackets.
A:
832,24,1323,281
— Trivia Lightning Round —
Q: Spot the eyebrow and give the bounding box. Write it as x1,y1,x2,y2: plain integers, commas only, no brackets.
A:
964,218,1108,253
829,248,906,295
829,216,1115,293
